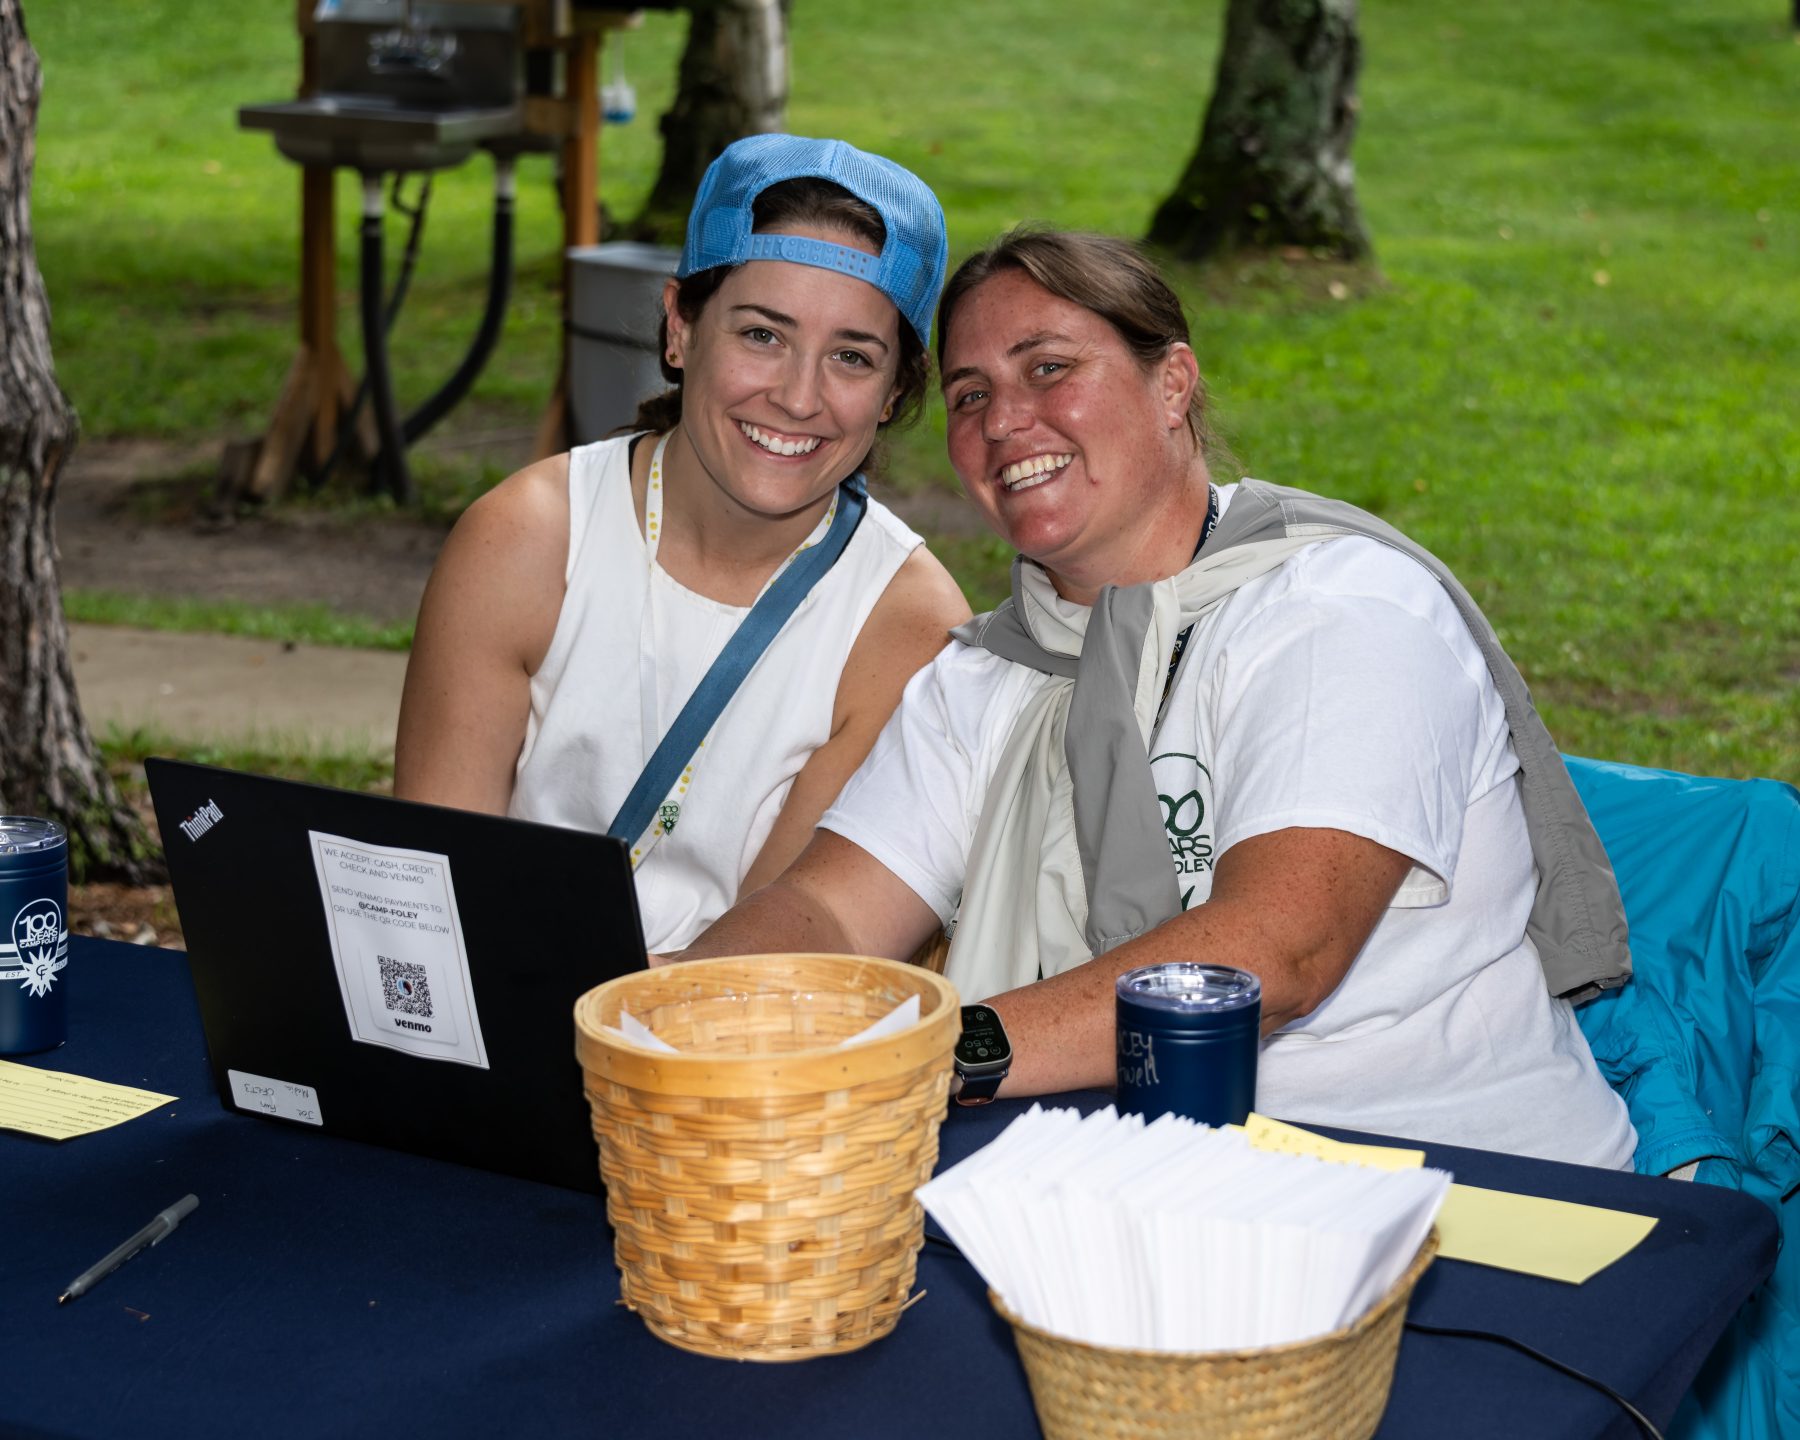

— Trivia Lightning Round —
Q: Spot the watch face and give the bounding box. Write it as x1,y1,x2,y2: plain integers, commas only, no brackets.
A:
957,1005,1011,1068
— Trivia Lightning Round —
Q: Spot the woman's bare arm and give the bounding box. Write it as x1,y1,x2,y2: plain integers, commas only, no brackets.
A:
680,829,943,963
984,827,1415,1096
737,544,970,893
393,454,571,814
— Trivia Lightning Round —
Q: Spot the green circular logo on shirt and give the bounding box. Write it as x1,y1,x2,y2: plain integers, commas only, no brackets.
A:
1151,753,1215,906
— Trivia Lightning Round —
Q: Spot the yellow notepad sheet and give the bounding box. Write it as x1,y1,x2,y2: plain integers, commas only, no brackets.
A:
0,1059,177,1140
1434,1184,1658,1284
1240,1113,1657,1284
1240,1113,1428,1171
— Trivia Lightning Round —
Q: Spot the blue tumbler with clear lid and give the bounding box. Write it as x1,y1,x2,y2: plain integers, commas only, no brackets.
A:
1,817,70,1055
1115,962,1260,1126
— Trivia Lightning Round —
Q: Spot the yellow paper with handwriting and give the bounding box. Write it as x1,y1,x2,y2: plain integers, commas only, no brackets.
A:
1239,1113,1657,1284
0,1059,176,1140
1239,1113,1428,1171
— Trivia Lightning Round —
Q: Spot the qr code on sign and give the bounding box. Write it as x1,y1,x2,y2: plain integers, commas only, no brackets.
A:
378,956,433,1017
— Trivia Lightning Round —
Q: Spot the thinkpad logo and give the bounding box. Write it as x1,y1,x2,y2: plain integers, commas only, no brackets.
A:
179,798,225,842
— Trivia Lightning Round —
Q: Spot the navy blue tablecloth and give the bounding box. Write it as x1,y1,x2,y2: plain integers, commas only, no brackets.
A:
0,939,1777,1440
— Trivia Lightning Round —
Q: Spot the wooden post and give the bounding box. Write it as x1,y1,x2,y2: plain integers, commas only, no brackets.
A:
302,166,343,472
533,24,602,460
243,1,354,501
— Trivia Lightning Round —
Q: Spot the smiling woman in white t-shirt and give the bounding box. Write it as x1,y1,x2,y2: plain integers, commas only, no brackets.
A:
676,229,1635,1168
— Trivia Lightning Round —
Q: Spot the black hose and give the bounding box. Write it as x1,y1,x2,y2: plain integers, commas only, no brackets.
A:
403,156,515,446
310,173,431,493
359,176,414,505
383,174,434,331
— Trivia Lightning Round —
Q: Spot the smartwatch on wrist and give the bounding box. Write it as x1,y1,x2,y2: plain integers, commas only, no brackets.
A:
952,1004,1012,1106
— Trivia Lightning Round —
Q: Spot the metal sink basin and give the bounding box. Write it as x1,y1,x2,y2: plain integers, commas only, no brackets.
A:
239,95,523,173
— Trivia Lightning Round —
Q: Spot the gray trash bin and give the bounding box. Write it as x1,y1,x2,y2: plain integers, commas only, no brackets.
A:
568,241,681,444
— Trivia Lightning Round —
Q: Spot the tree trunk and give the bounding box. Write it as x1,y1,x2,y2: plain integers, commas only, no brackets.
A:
1147,0,1370,262
1,0,160,883
627,0,790,244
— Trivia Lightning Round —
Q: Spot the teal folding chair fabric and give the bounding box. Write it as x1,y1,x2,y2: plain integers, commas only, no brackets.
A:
1568,756,1800,1440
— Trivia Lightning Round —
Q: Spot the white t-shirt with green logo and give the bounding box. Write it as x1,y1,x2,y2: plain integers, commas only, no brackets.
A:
823,492,1636,1169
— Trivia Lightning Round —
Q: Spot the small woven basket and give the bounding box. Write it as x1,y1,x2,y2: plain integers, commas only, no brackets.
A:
993,1230,1438,1440
573,953,959,1362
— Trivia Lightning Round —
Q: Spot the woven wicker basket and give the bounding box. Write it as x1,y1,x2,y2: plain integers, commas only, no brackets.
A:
573,953,960,1362
993,1230,1438,1440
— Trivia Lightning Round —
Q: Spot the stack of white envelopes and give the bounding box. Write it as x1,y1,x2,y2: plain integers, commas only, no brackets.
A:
602,996,920,1054
917,1105,1451,1352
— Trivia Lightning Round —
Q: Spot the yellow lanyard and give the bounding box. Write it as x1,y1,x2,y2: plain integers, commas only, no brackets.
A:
627,430,839,870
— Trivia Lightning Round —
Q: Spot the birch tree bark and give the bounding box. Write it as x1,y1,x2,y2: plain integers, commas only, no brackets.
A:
1148,0,1370,262
628,0,791,243
1,0,159,882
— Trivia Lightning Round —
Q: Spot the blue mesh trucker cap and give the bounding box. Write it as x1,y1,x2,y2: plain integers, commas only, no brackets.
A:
677,134,949,347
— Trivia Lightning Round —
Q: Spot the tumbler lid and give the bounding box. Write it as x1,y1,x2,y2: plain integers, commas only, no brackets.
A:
1116,962,1261,1012
0,817,67,856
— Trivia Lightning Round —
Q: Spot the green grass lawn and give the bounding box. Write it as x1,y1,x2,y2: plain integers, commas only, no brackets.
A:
62,590,414,651
29,0,1800,780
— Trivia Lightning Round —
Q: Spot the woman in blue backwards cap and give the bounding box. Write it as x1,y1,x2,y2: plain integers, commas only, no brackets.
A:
395,136,968,954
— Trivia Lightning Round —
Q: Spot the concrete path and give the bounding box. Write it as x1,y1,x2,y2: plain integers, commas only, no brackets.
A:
69,623,409,754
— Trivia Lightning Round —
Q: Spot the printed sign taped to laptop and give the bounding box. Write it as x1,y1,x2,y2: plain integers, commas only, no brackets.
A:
308,831,489,1069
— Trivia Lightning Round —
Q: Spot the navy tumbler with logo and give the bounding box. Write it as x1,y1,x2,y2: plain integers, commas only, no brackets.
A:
1,817,70,1055
1115,963,1261,1126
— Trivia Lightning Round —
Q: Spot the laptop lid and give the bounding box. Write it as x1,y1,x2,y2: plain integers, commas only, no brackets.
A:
146,757,645,1193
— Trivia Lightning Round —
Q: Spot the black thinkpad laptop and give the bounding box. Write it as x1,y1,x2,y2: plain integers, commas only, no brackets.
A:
146,758,645,1193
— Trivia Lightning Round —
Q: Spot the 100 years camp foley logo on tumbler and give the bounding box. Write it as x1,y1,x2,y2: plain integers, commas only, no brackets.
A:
1,817,70,1055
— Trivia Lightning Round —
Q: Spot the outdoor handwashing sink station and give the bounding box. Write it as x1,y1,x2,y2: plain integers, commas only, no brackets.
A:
235,0,669,503
242,0,528,172
242,93,524,176
239,0,533,504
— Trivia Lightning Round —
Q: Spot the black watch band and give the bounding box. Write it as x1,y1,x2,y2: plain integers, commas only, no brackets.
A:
954,1070,1006,1106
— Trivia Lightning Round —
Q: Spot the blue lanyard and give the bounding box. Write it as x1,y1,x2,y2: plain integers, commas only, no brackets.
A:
608,475,868,848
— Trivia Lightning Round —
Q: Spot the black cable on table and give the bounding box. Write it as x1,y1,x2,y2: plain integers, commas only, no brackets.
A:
1403,1319,1665,1440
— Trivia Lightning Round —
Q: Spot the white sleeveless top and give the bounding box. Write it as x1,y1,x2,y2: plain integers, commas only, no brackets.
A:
509,434,925,952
